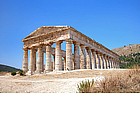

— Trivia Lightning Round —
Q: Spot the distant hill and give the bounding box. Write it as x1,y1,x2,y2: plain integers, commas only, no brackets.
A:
0,64,20,72
112,44,140,56
112,44,140,68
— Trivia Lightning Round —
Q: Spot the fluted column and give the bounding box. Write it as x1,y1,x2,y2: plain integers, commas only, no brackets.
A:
45,44,52,72
36,47,43,73
32,49,36,72
113,60,115,68
72,58,74,70
80,45,85,69
91,49,96,69
64,57,66,71
22,48,28,73
117,61,120,68
86,47,92,69
103,54,108,69
53,55,55,70
112,58,115,68
74,42,80,69
107,56,110,69
55,41,62,71
96,51,101,69
99,53,104,69
28,48,34,74
115,60,117,68
66,40,72,71
109,57,113,68
105,56,109,69
42,51,44,72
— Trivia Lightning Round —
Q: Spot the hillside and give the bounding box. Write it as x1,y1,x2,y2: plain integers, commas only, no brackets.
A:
112,44,140,56
0,64,20,72
112,44,140,68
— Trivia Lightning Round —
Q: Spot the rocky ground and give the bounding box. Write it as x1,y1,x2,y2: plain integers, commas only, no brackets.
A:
0,69,129,93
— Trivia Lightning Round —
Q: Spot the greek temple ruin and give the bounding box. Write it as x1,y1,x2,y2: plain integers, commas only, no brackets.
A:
22,26,120,74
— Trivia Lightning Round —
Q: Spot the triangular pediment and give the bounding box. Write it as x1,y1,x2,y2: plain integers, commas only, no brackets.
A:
24,26,70,40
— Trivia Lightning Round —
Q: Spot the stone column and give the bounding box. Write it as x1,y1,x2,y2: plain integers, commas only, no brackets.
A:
36,47,43,73
105,55,109,69
112,59,115,68
80,45,85,69
72,58,74,70
104,55,107,69
99,53,104,69
112,58,115,68
42,51,44,72
84,49,87,69
63,57,66,71
66,40,72,71
86,47,92,69
115,60,117,68
117,61,120,68
28,48,34,75
53,55,55,70
107,56,110,69
96,51,101,69
45,44,52,72
109,57,113,69
55,41,62,71
32,49,36,72
91,49,96,69
74,42,80,70
22,48,28,73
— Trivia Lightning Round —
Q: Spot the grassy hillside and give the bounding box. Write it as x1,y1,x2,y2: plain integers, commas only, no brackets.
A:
0,64,20,72
119,53,140,68
112,44,140,69
112,44,140,56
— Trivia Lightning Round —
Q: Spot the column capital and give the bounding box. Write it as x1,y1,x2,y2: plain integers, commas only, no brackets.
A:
46,42,53,46
37,46,43,50
85,47,91,51
91,49,95,52
66,39,73,44
100,53,103,56
56,40,63,45
80,44,85,49
23,47,28,51
73,41,80,46
30,47,35,50
103,54,107,58
95,51,100,54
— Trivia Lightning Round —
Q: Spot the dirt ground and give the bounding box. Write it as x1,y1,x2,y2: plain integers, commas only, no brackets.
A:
0,69,129,93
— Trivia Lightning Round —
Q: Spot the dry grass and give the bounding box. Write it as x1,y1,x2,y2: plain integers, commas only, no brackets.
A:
77,68,140,93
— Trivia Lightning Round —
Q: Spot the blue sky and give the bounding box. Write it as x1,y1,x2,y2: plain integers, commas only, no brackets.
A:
0,0,140,68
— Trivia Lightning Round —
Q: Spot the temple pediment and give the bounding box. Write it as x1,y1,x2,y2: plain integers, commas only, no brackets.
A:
24,26,70,40
23,25,119,59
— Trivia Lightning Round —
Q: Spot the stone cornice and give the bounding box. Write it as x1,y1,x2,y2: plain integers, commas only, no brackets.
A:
22,25,119,58
68,27,119,58
22,27,70,42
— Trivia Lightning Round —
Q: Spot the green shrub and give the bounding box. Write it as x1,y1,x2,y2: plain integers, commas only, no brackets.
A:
77,79,94,93
11,71,16,76
19,70,25,76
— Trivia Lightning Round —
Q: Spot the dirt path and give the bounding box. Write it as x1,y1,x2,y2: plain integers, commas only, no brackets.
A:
0,69,128,93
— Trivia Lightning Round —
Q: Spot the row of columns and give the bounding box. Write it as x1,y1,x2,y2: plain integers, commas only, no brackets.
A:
22,40,120,74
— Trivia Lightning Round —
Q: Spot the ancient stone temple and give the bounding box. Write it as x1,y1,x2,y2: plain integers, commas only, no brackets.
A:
22,26,120,74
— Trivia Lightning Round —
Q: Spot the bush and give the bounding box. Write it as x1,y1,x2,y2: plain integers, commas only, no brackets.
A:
77,80,94,93
77,68,140,93
18,70,25,76
119,53,140,69
11,71,16,76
